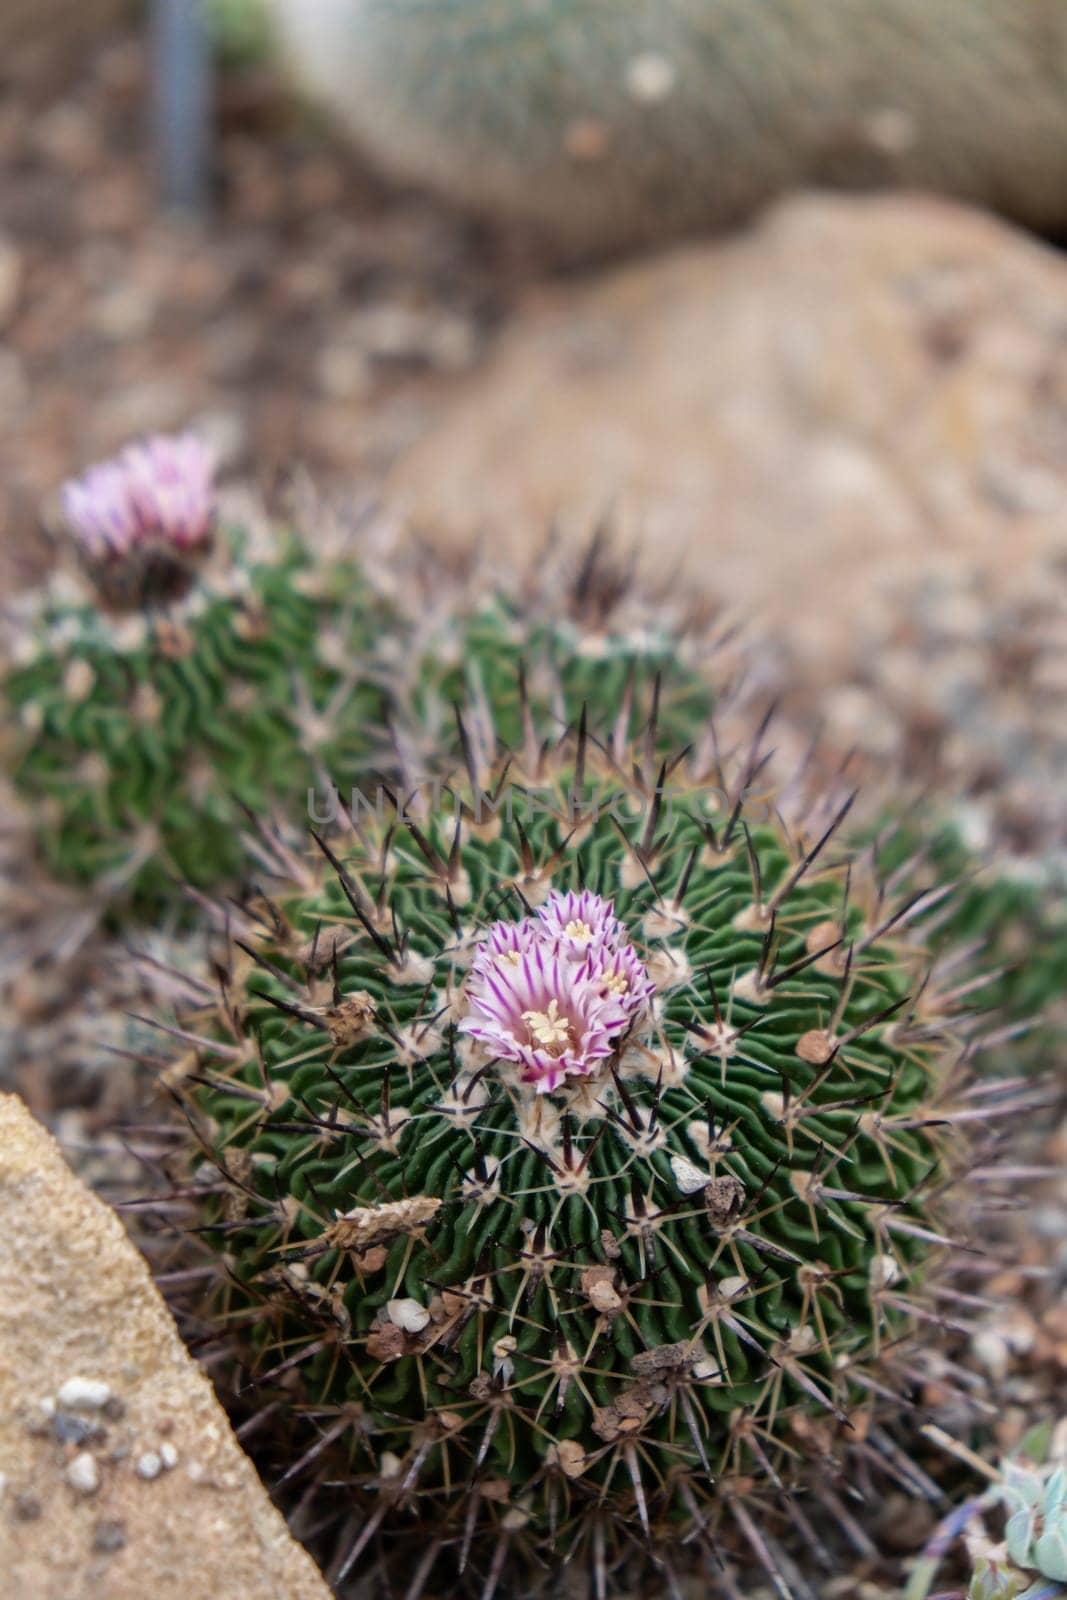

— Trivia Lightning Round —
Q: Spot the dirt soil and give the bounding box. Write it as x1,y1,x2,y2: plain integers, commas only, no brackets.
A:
0,20,535,595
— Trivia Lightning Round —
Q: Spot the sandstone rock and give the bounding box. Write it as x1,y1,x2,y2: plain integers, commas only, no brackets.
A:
387,194,1067,684
0,1093,331,1600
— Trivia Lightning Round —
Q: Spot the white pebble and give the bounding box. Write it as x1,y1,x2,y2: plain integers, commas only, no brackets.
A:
56,1377,112,1411
136,1451,162,1480
0,1471,7,1500
159,1442,179,1470
37,1397,56,1420
66,1452,100,1495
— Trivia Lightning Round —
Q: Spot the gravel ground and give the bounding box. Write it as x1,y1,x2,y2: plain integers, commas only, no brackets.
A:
0,20,533,594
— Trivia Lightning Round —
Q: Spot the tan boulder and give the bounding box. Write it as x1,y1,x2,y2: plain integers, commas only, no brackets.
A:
0,1092,331,1600
388,193,1067,683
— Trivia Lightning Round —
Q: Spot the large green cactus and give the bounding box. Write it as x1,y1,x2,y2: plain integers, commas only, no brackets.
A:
161,668,1011,1593
268,0,1067,254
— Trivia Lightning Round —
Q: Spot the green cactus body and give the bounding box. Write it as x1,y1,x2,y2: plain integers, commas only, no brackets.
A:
869,821,1067,1072
3,530,388,912
165,682,995,1587
408,590,724,756
268,0,1067,253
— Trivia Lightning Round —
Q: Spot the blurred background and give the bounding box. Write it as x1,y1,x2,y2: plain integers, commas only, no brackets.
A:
1,0,1065,853
0,0,529,594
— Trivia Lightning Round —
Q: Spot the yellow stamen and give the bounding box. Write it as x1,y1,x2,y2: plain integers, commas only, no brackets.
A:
564,919,593,943
603,971,629,995
522,998,572,1053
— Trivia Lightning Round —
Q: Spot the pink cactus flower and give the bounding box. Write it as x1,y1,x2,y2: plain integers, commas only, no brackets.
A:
584,937,657,1012
459,890,652,1093
470,917,539,976
536,888,623,959
62,433,216,563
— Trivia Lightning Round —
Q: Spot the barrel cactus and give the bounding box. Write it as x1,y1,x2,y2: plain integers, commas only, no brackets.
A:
267,0,1067,255
160,668,1007,1593
1,434,389,913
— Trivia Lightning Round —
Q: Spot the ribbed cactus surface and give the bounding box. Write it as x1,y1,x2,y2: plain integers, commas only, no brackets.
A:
162,671,1004,1591
3,531,387,911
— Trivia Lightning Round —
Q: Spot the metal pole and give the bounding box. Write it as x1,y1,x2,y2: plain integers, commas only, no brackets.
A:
151,0,213,213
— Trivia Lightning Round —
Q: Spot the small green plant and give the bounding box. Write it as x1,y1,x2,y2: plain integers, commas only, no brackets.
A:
906,1430,1067,1600
159,668,1010,1593
999,1463,1067,1589
204,0,273,69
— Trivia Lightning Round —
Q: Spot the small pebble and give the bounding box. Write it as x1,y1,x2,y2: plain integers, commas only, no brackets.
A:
14,1492,42,1521
57,1377,112,1410
159,1442,179,1470
52,1411,100,1446
66,1452,100,1496
624,51,677,103
136,1451,162,1480
92,1519,127,1554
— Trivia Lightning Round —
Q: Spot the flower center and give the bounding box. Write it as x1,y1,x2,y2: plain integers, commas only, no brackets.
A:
522,999,573,1055
564,919,593,943
603,971,629,995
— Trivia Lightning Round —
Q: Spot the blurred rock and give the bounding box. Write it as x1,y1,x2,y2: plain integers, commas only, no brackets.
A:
0,1093,331,1600
388,193,1067,684
1,0,130,57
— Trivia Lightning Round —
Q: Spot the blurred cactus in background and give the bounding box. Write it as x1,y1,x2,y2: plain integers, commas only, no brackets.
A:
267,0,1067,255
1,435,390,914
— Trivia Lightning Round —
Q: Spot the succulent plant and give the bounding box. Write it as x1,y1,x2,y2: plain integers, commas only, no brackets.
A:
905,1431,1067,1600
1,435,390,914
1001,1464,1067,1587
966,1555,1043,1600
267,0,1067,255
158,667,1011,1594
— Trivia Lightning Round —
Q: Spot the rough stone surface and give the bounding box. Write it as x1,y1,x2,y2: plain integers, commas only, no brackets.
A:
0,1093,332,1600
388,193,1067,681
